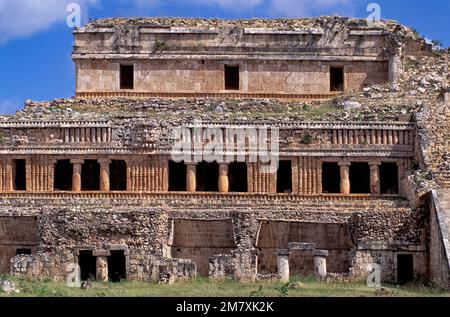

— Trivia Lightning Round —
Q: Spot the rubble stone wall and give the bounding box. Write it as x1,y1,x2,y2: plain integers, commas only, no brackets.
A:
0,217,38,273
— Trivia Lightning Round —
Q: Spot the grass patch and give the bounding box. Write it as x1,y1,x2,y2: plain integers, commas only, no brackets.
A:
1,276,448,298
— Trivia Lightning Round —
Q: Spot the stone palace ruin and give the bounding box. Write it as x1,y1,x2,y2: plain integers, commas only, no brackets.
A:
0,16,449,288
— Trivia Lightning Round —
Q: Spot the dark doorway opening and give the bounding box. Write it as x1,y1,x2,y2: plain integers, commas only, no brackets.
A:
397,254,414,284
81,160,100,191
108,250,126,283
120,64,134,90
110,160,127,191
169,161,187,191
16,248,32,255
79,250,97,281
225,65,240,90
277,160,293,193
330,66,344,91
54,160,73,191
196,161,219,192
350,162,370,194
13,159,26,191
380,163,399,194
322,162,340,193
229,162,248,192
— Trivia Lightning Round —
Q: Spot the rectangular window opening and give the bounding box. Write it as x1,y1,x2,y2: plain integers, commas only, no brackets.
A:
330,66,344,92
16,248,32,255
120,64,134,90
224,65,240,90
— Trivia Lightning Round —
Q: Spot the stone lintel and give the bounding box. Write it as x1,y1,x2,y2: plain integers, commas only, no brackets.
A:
338,161,351,167
288,242,316,251
274,249,291,256
313,250,329,257
369,160,382,166
98,158,112,164
70,159,85,165
93,250,111,257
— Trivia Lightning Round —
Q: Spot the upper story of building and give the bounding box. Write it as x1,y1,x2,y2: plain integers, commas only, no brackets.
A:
73,16,431,99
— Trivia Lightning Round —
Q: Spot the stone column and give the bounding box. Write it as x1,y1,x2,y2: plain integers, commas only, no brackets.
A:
339,162,351,195
25,160,31,192
71,159,84,192
369,162,381,195
94,250,110,282
186,163,196,193
313,250,329,281
389,54,400,84
219,163,229,193
275,249,290,283
99,159,111,192
5,159,13,192
96,256,109,282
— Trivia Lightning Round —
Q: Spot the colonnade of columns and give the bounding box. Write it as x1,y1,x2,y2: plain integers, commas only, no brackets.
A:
186,163,230,193
70,159,111,192
338,160,392,195
0,158,401,195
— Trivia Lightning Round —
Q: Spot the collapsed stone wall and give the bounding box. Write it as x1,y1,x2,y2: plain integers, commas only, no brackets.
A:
256,221,353,274
3,202,425,283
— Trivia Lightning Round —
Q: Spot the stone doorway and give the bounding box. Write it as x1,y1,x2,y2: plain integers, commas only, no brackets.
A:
79,250,97,281
169,161,187,191
380,163,399,194
397,254,414,284
110,160,127,191
81,160,100,191
54,160,73,191
350,162,370,194
108,250,127,283
13,159,26,191
322,162,340,194
277,160,293,193
229,162,248,192
330,66,344,91
196,161,219,192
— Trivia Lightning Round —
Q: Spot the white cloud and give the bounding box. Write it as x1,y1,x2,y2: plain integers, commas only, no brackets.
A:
0,0,98,43
0,0,355,43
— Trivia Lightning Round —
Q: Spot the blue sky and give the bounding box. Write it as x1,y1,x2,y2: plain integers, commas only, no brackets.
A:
0,0,449,114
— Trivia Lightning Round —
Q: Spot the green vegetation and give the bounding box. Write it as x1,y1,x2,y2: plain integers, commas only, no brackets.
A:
301,134,313,145
1,275,448,298
153,40,170,53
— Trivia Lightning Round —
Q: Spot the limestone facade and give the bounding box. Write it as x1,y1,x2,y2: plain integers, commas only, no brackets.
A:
0,16,447,288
